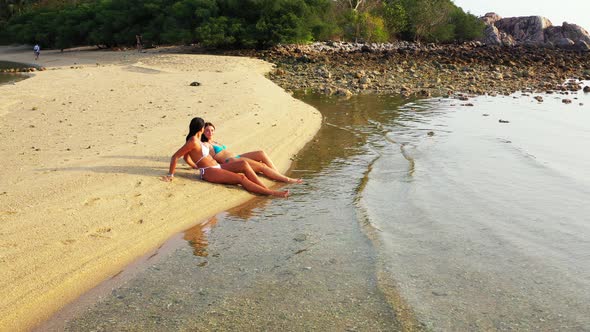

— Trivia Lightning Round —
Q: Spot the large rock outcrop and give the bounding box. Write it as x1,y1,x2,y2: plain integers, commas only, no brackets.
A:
482,12,590,51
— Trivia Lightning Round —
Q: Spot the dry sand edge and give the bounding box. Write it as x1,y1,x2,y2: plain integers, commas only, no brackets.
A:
0,46,322,331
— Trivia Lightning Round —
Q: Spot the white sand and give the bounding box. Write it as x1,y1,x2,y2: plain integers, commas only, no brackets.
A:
0,46,321,331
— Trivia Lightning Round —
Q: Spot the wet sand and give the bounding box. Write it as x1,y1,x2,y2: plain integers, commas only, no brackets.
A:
0,46,321,331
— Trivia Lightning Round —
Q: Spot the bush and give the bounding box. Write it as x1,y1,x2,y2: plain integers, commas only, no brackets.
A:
451,9,484,41
196,16,249,47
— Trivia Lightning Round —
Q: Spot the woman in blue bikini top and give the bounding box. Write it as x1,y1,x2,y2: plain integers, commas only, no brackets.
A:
162,117,289,198
202,122,277,170
197,122,302,184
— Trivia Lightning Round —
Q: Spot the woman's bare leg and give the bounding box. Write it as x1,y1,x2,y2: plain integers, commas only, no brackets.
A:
220,159,267,188
242,158,303,184
239,150,278,170
203,168,289,197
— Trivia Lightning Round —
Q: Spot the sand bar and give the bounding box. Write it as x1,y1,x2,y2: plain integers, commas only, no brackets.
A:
0,46,321,331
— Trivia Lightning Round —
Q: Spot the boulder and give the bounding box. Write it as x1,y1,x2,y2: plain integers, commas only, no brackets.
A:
494,16,552,45
336,88,352,98
575,40,590,51
482,12,502,25
555,38,575,48
481,13,590,50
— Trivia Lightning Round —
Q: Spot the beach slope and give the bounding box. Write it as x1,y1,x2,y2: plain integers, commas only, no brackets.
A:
0,47,321,331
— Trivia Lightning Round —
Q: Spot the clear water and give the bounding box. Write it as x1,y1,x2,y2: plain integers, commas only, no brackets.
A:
360,90,590,331
42,87,590,331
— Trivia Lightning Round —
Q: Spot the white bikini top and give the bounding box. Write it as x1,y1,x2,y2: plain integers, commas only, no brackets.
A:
195,142,210,165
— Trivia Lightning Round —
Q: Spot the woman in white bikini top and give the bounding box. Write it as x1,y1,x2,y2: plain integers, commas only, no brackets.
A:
192,141,219,178
162,117,289,198
193,122,302,184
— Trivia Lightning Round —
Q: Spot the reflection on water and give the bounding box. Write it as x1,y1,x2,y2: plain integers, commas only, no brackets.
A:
183,217,219,257
182,199,273,258
290,93,415,175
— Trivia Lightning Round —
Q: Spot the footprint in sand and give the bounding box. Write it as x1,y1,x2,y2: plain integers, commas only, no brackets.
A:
88,227,112,239
83,197,101,206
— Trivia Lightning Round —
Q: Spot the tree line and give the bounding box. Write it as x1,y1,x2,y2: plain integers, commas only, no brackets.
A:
0,0,485,49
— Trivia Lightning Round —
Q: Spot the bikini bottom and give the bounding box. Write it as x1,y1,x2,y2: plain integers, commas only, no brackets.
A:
224,155,241,163
198,164,221,180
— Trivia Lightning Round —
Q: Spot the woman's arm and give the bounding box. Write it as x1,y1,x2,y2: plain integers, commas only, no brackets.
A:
183,153,197,169
163,139,197,181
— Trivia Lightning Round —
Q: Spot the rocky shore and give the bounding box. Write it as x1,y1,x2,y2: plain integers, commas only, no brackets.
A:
239,41,590,99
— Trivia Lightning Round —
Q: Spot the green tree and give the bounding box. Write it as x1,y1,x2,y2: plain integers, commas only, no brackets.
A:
195,15,248,47
382,0,407,39
451,8,484,41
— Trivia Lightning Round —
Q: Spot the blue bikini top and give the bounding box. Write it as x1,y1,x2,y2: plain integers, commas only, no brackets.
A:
213,143,227,154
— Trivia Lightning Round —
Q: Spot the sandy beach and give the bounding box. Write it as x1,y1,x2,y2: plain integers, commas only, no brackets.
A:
0,46,321,331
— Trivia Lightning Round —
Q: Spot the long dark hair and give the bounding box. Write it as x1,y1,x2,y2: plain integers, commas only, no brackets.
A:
186,117,205,141
200,122,215,142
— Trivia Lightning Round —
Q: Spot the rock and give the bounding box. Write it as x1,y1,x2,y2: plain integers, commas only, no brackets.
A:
499,119,510,123
322,86,335,95
418,89,431,97
361,45,373,53
336,88,352,98
294,234,308,242
555,38,575,48
189,81,201,86
482,12,502,25
296,55,311,63
575,40,590,51
261,40,590,100
316,67,331,79
562,98,572,104
534,96,543,102
583,86,590,93
482,14,590,49
494,16,551,45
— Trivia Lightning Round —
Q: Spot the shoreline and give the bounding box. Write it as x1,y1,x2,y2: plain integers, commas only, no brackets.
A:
0,46,321,331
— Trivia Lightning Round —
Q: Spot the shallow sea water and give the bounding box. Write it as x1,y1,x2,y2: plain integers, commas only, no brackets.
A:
41,86,590,331
0,61,30,85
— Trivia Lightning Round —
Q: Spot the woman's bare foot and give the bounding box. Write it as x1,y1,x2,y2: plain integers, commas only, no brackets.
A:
272,189,290,198
287,177,303,184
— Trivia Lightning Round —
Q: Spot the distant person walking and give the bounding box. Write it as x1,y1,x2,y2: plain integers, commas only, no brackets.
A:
33,44,40,60
135,34,143,53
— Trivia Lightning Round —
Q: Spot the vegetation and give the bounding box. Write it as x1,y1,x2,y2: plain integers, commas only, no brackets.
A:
0,0,485,49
